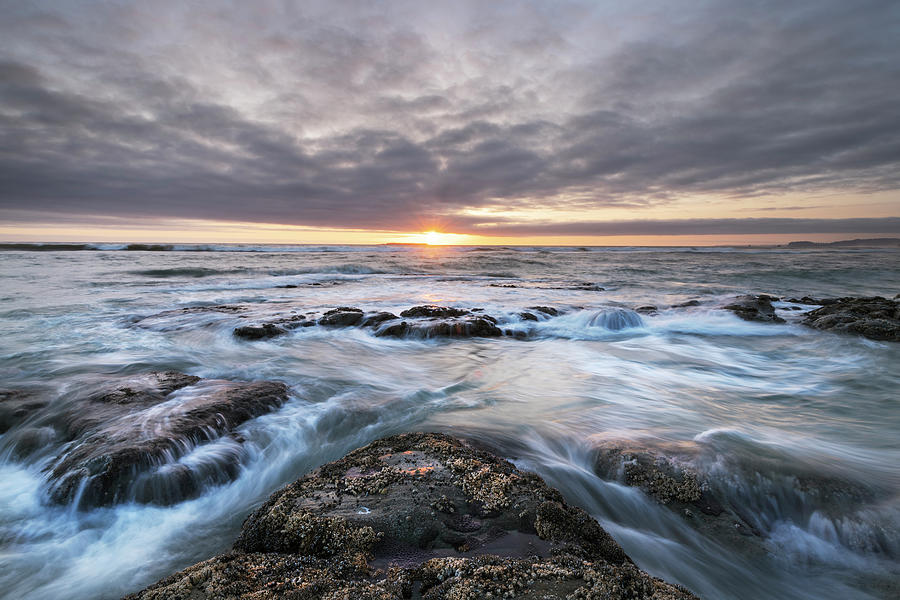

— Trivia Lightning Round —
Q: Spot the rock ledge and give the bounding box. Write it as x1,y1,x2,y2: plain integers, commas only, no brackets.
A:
126,433,698,600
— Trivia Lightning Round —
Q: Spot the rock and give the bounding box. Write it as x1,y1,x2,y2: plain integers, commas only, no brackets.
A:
528,306,560,316
593,438,896,559
132,305,249,332
671,300,701,308
0,388,48,434
234,314,311,339
786,296,824,305
399,305,470,318
364,306,504,339
375,316,502,339
234,323,288,340
126,433,698,600
723,295,785,323
319,307,365,327
786,296,854,306
595,443,706,506
569,282,605,291
801,296,900,341
635,306,658,315
594,441,767,550
361,312,399,327
44,372,290,507
153,304,570,343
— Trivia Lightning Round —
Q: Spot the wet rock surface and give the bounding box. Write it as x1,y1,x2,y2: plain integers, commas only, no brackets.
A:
126,433,698,600
723,295,786,323
0,388,49,434
36,371,290,507
229,305,564,341
593,442,743,539
593,438,898,559
800,296,900,341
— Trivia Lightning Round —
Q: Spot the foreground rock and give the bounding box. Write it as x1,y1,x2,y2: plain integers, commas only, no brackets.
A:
800,296,900,341
722,295,785,323
126,433,698,600
39,371,290,507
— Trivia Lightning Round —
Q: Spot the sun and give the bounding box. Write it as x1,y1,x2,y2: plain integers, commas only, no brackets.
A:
400,230,473,245
423,230,445,245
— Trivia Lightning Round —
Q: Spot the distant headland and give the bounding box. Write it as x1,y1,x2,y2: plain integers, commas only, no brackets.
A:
784,237,900,248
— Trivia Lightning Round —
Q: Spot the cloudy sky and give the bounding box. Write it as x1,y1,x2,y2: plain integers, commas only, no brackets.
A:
1,0,898,244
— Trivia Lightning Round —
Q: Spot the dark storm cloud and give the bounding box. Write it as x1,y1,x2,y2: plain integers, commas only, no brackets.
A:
1,0,898,234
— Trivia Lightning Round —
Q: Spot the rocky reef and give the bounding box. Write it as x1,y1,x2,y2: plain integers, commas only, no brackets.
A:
720,294,900,342
799,296,899,341
230,304,565,341
3,371,290,508
125,433,699,600
722,295,785,323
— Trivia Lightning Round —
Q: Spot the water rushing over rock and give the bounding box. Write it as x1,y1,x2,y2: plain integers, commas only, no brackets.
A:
1,245,898,600
7,371,290,508
127,433,697,600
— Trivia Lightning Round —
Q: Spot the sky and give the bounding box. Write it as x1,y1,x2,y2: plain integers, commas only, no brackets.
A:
1,0,898,245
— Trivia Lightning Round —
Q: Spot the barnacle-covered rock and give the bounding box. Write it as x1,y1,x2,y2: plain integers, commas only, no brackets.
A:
126,433,699,600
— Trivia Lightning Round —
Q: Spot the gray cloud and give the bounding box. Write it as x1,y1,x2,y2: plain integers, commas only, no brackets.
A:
454,217,900,237
1,0,898,234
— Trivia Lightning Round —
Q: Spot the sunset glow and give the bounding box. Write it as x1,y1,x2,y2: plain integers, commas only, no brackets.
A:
417,231,472,245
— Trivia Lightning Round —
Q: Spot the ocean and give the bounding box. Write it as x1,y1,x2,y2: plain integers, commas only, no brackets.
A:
0,244,898,599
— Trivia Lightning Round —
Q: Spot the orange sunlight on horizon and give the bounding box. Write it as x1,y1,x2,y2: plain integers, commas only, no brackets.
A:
412,231,475,245
0,218,892,247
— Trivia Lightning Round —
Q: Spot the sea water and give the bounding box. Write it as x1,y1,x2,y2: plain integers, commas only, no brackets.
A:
0,244,897,599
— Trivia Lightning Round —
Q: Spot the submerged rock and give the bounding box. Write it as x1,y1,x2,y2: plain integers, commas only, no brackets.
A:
44,371,290,507
671,300,701,308
593,437,900,561
0,388,48,434
126,433,698,600
801,296,900,341
588,308,645,331
529,305,561,316
594,443,717,512
723,295,785,323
